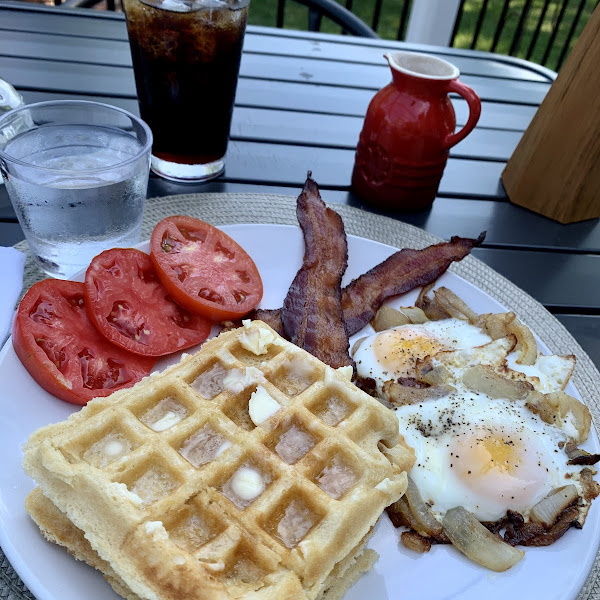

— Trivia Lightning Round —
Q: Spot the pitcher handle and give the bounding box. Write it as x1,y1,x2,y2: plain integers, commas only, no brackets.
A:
443,79,481,150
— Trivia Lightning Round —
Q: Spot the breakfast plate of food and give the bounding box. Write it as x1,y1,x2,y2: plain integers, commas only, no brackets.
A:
1,179,599,600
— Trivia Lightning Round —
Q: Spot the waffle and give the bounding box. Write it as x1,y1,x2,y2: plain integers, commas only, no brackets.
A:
24,320,414,600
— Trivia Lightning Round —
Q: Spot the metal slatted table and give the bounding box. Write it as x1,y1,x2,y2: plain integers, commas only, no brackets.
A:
0,0,599,368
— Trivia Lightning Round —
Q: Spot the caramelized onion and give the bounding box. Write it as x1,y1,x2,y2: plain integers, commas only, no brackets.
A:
371,306,410,331
415,360,453,386
478,312,537,365
508,317,537,365
565,444,600,465
442,507,524,571
462,365,532,400
416,283,451,321
400,306,428,324
526,390,591,443
388,496,424,534
404,476,443,537
401,531,432,553
433,287,479,324
530,485,579,527
382,381,455,406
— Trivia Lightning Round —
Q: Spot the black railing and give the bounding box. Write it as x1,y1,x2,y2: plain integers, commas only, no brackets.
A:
450,0,599,71
273,0,596,71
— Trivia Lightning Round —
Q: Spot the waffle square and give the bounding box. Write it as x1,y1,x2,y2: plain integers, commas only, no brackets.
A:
24,320,414,600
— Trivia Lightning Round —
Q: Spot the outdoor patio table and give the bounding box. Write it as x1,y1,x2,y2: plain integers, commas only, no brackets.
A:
1,3,600,598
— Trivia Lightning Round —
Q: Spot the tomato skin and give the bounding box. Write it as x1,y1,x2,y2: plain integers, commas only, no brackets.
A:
85,248,211,357
150,216,263,322
12,279,155,405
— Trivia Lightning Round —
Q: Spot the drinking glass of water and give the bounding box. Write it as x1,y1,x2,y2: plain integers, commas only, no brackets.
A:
0,100,152,279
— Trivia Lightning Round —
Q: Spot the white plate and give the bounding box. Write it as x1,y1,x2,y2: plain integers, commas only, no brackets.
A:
1,223,599,600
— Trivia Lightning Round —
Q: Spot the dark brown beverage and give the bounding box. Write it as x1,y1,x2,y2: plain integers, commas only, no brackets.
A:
122,0,249,181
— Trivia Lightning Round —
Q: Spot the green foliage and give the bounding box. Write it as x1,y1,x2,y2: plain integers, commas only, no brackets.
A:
453,0,596,70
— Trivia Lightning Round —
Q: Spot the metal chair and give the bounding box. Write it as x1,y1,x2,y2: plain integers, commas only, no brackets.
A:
57,0,378,38
281,0,378,38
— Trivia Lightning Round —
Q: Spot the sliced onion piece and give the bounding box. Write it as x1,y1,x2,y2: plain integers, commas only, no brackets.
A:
433,287,480,324
388,496,424,534
382,381,454,406
400,306,428,324
530,485,579,527
415,360,453,386
508,317,538,365
371,306,410,331
442,506,524,571
416,284,451,321
404,476,443,537
462,365,532,400
401,530,432,553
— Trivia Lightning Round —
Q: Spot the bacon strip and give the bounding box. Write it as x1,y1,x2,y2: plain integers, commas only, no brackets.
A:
342,233,485,335
281,176,353,369
253,233,484,337
252,308,285,336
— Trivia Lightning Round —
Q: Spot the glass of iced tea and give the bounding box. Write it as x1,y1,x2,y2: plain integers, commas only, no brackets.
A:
122,0,249,182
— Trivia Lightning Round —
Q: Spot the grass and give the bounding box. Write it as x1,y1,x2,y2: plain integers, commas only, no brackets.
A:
247,0,597,70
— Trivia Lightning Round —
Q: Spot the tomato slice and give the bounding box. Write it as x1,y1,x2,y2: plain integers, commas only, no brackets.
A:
12,280,155,405
84,248,211,356
150,216,263,322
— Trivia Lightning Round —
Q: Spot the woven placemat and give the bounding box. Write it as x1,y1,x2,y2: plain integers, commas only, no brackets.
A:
4,192,600,600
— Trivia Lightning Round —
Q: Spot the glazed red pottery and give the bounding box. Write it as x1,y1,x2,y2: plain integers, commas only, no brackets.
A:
352,51,481,211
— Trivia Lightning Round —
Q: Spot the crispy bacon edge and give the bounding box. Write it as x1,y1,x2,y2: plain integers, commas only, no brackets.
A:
281,175,353,369
252,232,485,337
341,232,486,335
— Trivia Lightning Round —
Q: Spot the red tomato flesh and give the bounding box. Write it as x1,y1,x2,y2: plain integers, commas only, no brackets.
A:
12,279,155,405
150,216,263,322
85,248,211,357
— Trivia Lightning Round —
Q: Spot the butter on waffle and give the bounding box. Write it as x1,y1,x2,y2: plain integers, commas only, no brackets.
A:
24,320,414,600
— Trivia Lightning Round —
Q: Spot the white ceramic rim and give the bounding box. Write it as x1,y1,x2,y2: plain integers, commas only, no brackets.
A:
385,51,460,81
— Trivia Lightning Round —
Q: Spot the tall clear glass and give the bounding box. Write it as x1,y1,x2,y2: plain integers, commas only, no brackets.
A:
122,0,249,182
0,100,152,279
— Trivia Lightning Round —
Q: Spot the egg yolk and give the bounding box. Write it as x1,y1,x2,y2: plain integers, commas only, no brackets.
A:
452,429,549,511
372,328,449,378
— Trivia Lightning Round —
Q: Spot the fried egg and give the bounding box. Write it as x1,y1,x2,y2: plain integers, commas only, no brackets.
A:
351,316,588,524
396,389,578,521
352,318,492,392
352,318,574,394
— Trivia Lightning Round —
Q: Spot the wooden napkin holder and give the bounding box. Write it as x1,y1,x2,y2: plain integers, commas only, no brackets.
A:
501,4,600,224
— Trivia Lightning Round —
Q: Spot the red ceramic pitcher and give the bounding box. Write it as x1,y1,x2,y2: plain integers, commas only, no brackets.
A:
352,51,481,211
